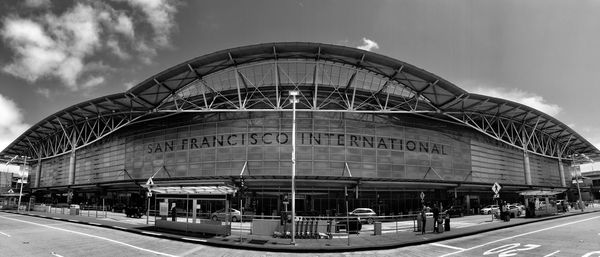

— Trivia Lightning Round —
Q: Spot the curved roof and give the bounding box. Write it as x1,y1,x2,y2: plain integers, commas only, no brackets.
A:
2,42,598,162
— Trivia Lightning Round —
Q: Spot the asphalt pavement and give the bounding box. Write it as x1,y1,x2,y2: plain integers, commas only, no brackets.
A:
2,205,599,253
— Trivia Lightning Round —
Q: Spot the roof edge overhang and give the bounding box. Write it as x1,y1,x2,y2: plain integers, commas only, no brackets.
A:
2,42,598,162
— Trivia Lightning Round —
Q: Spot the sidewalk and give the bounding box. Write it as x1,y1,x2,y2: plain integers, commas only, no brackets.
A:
2,207,599,253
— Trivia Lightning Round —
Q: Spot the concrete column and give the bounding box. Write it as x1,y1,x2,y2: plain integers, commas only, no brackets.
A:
68,150,76,185
522,131,532,185
523,150,532,185
35,154,42,188
192,200,197,223
558,158,567,187
68,133,76,185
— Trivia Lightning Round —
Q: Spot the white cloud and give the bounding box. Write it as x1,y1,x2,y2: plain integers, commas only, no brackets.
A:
0,94,30,152
1,4,101,90
81,76,105,89
114,13,135,39
36,88,51,98
107,39,131,59
1,1,179,90
357,37,380,51
126,0,178,47
462,81,562,117
124,81,136,90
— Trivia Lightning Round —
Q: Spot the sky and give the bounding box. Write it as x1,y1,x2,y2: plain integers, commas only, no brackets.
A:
1,0,600,170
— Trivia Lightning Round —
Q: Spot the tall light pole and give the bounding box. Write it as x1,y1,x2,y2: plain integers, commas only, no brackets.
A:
17,156,28,212
289,90,299,245
573,165,583,211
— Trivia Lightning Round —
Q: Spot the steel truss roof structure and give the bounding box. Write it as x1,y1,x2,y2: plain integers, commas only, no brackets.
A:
2,42,598,163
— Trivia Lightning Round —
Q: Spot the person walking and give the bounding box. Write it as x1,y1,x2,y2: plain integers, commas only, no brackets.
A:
432,203,440,233
170,203,177,221
420,205,427,234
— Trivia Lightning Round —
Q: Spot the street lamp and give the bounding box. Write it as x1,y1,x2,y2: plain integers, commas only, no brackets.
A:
17,156,29,212
289,90,299,245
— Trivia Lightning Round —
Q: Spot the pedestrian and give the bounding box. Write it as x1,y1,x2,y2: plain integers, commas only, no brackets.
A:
432,203,440,233
171,203,177,221
421,205,427,234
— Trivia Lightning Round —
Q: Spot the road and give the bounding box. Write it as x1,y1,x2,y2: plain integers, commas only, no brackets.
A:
1,211,599,256
370,211,600,257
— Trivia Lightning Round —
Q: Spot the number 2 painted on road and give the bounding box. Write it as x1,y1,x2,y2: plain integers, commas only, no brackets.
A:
483,243,541,257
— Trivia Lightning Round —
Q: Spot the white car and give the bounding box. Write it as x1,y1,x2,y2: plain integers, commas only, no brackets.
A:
211,208,241,222
348,208,377,224
480,205,499,215
506,205,521,217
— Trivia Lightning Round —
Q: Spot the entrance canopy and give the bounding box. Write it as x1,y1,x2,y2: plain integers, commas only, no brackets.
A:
145,185,237,195
519,189,566,196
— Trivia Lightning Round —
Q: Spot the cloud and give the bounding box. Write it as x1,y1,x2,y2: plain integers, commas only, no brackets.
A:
0,94,30,152
24,0,51,8
126,0,178,47
462,81,562,117
81,76,105,89
1,1,179,90
107,39,131,59
357,37,380,51
124,81,136,90
36,88,51,98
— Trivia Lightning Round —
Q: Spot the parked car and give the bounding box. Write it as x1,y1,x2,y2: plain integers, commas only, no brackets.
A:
506,205,521,217
480,205,499,215
125,206,144,218
444,206,465,217
211,208,242,222
348,208,377,224
511,203,525,212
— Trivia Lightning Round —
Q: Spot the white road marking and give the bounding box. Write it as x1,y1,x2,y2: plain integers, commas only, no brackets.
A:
0,231,11,237
51,252,64,257
430,242,465,251
544,250,561,257
182,237,207,242
141,231,162,236
440,215,600,257
112,226,127,230
179,245,206,257
0,215,178,257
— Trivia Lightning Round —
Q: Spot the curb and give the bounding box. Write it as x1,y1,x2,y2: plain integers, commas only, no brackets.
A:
2,209,598,253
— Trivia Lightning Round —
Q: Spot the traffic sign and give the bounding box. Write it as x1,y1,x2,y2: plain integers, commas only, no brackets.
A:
147,191,152,197
493,193,500,198
420,192,425,200
8,189,14,194
492,182,501,194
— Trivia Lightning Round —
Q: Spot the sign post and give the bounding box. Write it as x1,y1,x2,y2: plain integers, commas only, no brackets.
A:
491,182,501,220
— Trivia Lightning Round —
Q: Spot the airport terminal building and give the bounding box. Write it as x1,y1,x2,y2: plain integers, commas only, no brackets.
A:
2,42,598,216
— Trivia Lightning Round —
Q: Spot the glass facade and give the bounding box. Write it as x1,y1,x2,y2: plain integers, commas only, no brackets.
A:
122,112,470,181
